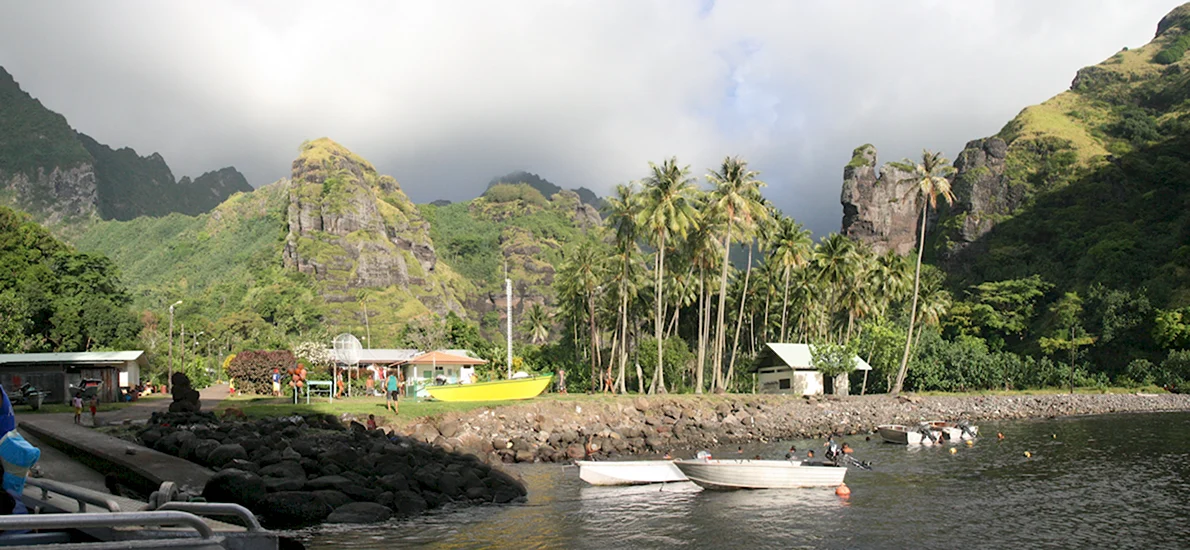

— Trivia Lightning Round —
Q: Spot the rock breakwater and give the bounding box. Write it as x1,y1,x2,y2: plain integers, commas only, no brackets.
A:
401,393,1190,464
138,412,526,528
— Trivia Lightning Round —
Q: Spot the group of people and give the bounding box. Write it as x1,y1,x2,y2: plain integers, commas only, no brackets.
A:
71,393,98,425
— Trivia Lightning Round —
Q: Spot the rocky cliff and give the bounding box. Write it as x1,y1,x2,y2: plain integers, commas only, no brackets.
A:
283,138,469,331
0,66,251,223
839,144,919,255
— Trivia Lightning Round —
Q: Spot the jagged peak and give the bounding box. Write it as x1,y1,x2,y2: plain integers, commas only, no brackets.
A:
297,137,375,173
1156,2,1190,37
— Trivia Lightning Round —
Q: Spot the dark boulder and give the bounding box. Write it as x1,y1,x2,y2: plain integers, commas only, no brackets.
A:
312,490,352,510
391,490,428,516
207,444,248,467
258,491,332,529
326,502,393,524
202,469,267,508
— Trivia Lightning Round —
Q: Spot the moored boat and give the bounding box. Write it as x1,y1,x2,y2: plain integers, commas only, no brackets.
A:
877,424,942,445
672,459,846,490
426,374,554,402
926,420,979,440
576,460,687,486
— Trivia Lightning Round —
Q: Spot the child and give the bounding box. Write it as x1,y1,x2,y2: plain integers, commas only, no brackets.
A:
72,393,83,425
366,414,377,431
89,396,98,424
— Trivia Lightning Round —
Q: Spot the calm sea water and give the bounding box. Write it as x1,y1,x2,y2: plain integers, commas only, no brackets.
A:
292,411,1190,549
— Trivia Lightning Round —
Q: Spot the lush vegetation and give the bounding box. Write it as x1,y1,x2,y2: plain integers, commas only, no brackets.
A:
0,206,139,352
0,68,92,180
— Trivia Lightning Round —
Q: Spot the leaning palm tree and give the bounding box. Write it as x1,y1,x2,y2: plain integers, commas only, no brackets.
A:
889,149,957,395
636,158,699,394
707,157,767,392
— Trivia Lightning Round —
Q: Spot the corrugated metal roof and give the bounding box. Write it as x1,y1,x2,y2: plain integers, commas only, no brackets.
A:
763,343,872,371
0,351,147,367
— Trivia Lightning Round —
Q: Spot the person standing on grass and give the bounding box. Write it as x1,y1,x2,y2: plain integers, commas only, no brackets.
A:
386,370,399,414
272,368,282,397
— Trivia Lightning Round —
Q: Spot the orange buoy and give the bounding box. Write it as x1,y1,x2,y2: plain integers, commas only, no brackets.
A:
997,432,1005,441
965,440,974,447
1024,451,1032,458
949,447,957,455
835,483,851,497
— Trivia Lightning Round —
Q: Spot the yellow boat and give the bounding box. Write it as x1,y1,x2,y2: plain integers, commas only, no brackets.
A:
426,374,554,402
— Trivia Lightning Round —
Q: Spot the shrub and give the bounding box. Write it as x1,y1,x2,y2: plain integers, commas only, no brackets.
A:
226,350,296,395
1154,34,1190,64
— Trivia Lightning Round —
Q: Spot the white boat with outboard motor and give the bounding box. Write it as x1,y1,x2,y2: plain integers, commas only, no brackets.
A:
672,458,847,490
575,459,688,486
925,420,979,441
876,423,943,445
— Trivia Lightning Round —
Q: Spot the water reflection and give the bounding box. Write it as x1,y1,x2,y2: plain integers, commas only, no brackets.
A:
295,411,1190,550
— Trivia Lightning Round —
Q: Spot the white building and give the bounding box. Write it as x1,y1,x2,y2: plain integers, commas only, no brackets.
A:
0,351,147,404
753,343,872,396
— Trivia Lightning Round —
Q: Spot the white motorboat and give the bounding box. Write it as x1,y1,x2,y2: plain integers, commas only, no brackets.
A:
576,460,688,486
876,424,942,445
672,459,846,490
926,420,979,441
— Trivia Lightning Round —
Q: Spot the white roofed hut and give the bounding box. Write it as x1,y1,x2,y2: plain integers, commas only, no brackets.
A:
0,351,147,404
751,343,872,396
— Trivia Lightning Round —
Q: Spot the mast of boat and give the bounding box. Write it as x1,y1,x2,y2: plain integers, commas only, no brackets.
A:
506,277,513,379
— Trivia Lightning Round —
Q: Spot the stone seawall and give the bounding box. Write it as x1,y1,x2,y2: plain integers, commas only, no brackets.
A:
399,393,1190,464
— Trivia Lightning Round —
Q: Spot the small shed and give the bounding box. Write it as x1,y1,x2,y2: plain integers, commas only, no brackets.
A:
0,351,147,404
752,343,872,396
399,350,487,398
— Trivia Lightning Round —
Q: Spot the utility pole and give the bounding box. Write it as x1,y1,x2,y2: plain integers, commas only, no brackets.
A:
506,278,513,379
180,323,185,387
168,300,182,392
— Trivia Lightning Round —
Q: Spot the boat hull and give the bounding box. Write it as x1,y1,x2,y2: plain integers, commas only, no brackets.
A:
673,459,846,490
877,424,923,445
426,375,553,402
926,421,979,440
576,460,687,486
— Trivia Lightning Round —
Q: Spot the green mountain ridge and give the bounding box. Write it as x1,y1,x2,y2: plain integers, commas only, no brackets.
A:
0,66,252,222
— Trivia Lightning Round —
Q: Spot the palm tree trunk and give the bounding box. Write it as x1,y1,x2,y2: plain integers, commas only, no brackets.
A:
695,269,706,394
651,236,668,394
713,227,732,392
780,267,791,341
761,280,772,345
725,243,754,391
892,201,929,395
623,283,633,395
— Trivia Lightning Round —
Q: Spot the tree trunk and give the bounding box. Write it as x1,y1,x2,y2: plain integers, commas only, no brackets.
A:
616,284,629,394
780,266,791,342
725,243,754,391
650,236,668,394
695,269,706,394
713,226,732,392
892,201,928,395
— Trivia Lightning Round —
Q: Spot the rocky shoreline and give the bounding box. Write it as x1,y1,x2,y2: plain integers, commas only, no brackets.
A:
137,412,527,528
398,393,1190,464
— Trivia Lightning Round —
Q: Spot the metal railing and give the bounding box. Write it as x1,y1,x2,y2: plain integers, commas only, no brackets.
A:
0,511,214,539
156,502,264,532
25,477,123,513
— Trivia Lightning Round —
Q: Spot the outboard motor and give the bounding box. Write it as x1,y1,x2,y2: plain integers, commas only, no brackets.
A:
696,450,713,461
959,420,978,440
825,439,843,465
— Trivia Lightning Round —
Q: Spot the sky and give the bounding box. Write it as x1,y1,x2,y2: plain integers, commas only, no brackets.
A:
0,0,1181,236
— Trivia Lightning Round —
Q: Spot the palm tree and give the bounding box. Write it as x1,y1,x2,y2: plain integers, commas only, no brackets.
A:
637,158,699,394
605,183,644,393
768,216,812,342
685,209,721,394
889,149,957,395
522,303,551,344
556,236,608,393
707,157,767,392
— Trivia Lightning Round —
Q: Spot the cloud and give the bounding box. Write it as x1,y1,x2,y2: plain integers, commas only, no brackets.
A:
0,0,1179,236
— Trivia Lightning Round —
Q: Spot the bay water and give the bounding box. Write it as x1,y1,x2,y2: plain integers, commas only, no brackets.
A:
293,411,1190,549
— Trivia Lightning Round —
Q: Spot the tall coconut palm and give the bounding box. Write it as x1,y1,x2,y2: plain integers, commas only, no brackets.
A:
768,216,813,342
556,236,608,393
605,183,644,394
889,149,956,395
637,158,699,394
685,209,721,394
707,157,767,392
